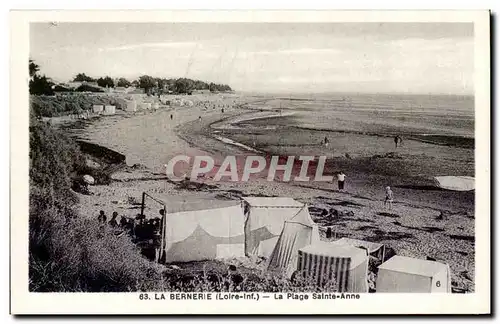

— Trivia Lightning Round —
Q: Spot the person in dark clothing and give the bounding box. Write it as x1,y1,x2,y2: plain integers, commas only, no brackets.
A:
98,210,107,223
394,135,403,149
109,211,119,227
170,114,173,120
227,265,244,290
120,216,128,227
326,227,332,239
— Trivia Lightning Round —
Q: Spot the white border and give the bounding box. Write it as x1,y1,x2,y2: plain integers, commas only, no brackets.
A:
10,10,491,315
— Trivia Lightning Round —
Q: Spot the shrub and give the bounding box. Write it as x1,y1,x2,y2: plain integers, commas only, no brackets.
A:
29,122,163,292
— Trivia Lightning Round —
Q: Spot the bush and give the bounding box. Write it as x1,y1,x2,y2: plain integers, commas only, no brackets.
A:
30,217,163,292
29,122,163,292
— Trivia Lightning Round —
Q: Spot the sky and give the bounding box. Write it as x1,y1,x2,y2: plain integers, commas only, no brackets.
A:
30,23,474,95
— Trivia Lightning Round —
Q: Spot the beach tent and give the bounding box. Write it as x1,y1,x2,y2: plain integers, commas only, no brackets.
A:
152,103,160,110
124,100,137,112
104,105,116,115
297,242,369,293
153,195,245,263
139,102,152,110
267,205,320,277
335,237,386,261
92,105,104,114
433,176,474,191
376,255,451,293
242,197,305,258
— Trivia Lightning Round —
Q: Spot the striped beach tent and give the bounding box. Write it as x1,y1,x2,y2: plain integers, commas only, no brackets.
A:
267,205,320,278
297,242,369,293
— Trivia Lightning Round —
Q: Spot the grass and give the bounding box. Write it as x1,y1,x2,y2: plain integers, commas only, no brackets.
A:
29,119,164,292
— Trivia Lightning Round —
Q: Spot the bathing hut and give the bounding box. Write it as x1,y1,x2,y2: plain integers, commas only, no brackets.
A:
92,105,104,114
104,105,116,115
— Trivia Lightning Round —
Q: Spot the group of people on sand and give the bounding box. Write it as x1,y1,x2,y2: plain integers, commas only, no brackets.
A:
333,172,394,209
97,209,165,237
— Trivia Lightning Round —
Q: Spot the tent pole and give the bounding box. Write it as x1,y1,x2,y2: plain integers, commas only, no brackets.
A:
140,192,146,218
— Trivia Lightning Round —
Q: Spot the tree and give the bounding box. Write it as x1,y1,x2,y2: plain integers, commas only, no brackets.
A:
116,78,131,88
73,73,95,82
138,75,157,94
29,60,54,95
96,76,114,88
174,78,194,94
29,59,40,78
30,75,54,96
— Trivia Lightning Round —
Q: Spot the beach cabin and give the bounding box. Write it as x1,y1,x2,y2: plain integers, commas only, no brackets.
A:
104,105,116,115
139,102,152,110
92,105,104,114
376,255,451,293
124,100,137,112
297,242,369,293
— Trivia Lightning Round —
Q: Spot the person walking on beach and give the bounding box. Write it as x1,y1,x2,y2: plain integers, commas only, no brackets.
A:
394,135,403,149
384,186,394,209
170,114,173,120
337,171,346,191
324,136,330,148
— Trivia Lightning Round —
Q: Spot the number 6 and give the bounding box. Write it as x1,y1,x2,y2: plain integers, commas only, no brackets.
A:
436,281,441,287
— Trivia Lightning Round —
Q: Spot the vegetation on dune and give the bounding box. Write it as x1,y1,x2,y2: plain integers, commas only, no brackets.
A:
30,94,117,117
29,119,165,291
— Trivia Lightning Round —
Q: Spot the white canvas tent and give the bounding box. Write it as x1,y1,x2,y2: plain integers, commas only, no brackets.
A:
148,194,245,263
124,100,137,112
433,176,474,191
92,105,104,114
297,242,369,293
267,205,320,277
139,102,152,110
242,197,305,258
335,237,386,261
104,105,116,115
376,255,451,293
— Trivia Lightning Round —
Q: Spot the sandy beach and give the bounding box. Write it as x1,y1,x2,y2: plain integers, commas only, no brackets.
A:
62,93,475,292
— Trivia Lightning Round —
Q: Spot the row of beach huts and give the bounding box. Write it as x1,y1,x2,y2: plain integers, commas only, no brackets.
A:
90,94,199,116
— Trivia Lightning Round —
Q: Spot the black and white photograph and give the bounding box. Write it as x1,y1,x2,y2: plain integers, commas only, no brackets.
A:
11,10,490,315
